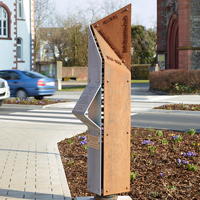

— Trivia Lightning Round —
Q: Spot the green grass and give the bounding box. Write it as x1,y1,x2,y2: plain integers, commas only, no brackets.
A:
61,85,86,91
131,80,149,83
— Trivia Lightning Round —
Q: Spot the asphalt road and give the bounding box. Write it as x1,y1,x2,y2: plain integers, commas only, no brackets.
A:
131,112,200,133
3,83,200,132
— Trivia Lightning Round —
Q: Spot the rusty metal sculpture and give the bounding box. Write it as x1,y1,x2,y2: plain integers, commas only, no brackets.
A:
73,4,131,197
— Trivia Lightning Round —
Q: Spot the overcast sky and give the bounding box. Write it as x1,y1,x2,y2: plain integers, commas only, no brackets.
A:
53,0,157,28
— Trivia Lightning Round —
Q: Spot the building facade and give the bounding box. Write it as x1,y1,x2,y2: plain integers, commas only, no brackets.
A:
157,0,200,70
0,0,34,70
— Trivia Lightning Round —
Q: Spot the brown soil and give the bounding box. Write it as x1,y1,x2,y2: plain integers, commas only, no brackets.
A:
58,128,200,200
154,104,200,111
3,99,68,105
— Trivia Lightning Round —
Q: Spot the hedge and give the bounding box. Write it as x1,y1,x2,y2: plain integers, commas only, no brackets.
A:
149,69,200,94
131,64,151,80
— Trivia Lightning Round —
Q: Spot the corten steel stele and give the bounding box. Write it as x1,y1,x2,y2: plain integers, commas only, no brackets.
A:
92,4,131,71
72,4,131,196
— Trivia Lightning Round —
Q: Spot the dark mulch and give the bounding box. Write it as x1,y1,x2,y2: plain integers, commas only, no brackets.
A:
58,127,200,200
3,99,68,105
154,104,200,111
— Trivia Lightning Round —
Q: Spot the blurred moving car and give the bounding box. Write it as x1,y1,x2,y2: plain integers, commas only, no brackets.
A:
0,70,56,100
0,78,10,106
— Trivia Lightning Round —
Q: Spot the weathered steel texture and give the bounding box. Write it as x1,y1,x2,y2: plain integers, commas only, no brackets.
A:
92,24,131,195
73,26,102,195
92,4,131,71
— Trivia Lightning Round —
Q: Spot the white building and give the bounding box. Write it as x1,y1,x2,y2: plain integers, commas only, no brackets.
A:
0,0,34,70
36,28,60,62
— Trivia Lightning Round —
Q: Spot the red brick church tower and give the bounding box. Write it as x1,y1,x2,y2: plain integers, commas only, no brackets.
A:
157,0,200,70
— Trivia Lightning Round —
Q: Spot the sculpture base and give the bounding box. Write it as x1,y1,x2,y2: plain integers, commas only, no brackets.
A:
75,196,132,200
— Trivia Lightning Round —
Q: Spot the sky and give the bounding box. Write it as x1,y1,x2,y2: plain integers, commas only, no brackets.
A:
53,0,157,29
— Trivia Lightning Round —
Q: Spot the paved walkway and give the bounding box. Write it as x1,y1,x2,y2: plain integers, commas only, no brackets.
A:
0,116,87,200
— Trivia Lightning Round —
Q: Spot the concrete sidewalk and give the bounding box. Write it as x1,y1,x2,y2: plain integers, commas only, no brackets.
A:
0,119,87,200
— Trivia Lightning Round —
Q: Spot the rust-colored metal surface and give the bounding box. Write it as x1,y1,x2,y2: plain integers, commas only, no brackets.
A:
92,22,131,195
92,4,131,71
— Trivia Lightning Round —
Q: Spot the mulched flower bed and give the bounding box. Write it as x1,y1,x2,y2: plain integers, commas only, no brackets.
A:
3,99,68,105
155,103,200,111
58,127,200,200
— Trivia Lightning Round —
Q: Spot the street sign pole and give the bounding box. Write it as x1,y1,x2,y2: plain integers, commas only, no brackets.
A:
73,4,132,199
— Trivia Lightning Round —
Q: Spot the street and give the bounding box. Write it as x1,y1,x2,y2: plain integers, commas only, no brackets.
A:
131,112,200,132
1,83,200,132
0,104,82,125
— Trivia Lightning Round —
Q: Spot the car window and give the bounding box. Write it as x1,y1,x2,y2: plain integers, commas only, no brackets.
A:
0,71,7,79
6,71,20,80
23,71,47,78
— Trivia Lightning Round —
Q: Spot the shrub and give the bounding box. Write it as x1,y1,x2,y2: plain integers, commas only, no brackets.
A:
131,65,150,80
149,69,200,94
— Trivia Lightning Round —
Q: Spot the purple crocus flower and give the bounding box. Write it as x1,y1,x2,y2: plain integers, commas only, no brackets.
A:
79,141,84,146
183,160,189,165
187,152,192,157
183,152,186,156
39,101,43,104
83,140,88,144
142,140,151,145
160,173,163,177
193,153,197,157
151,142,154,145
81,136,86,140
177,159,181,164
85,155,88,158
78,136,81,140
172,135,179,140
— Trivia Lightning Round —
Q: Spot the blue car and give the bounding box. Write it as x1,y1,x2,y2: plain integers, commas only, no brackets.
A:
0,70,56,100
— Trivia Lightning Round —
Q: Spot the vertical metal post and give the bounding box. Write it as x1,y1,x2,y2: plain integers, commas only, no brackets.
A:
73,4,131,197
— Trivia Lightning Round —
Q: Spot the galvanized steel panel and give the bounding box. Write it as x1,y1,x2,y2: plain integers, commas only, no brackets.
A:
72,26,102,195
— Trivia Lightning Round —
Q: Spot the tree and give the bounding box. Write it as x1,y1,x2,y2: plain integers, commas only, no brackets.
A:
131,25,156,65
34,0,55,61
39,12,89,67
61,13,88,66
86,0,129,23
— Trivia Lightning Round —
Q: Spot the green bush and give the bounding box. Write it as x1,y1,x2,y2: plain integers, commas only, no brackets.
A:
149,70,200,94
131,65,150,80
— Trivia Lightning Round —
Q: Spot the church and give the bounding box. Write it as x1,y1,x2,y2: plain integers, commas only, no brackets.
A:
0,0,34,70
157,0,200,70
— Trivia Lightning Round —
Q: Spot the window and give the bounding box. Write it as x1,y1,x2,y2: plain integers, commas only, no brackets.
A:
23,71,46,78
17,0,23,18
17,38,23,60
0,6,7,37
0,71,7,79
6,71,20,80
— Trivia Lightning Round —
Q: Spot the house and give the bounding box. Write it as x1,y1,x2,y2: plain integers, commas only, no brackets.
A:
36,27,64,63
0,0,34,70
36,28,60,62
157,0,200,70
